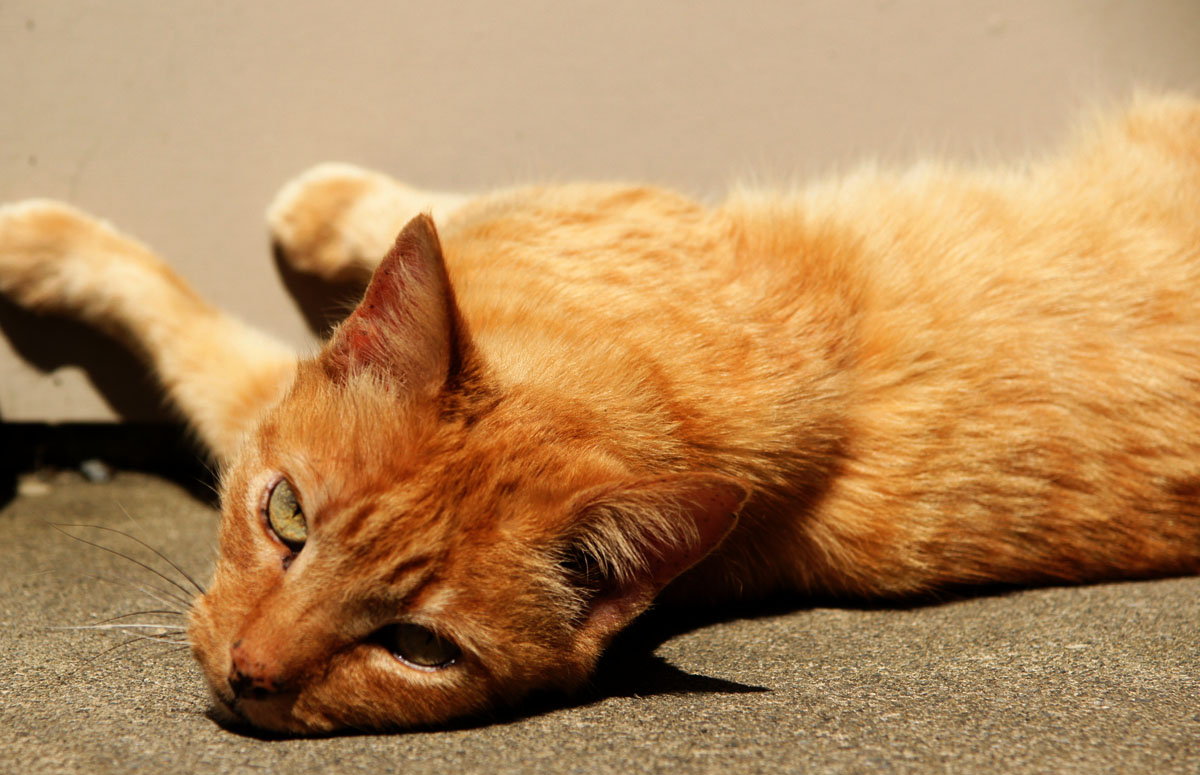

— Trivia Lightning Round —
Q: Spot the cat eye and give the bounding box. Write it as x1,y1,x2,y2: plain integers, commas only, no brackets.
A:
376,623,461,670
266,478,307,550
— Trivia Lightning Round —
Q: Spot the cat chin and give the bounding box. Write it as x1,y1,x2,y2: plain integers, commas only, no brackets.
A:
202,677,314,734
215,689,318,735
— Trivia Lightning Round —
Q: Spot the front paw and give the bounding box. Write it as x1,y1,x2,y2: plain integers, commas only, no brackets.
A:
267,163,398,282
267,163,465,283
0,199,100,311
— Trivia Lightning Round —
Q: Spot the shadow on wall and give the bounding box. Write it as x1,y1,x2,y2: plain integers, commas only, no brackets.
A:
272,243,368,338
0,294,170,423
0,266,369,505
0,256,368,427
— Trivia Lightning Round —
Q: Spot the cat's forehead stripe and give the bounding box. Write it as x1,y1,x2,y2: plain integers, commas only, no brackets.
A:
330,498,384,543
389,554,436,592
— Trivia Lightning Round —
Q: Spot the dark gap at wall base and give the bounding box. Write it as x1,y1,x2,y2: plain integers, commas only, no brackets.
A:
0,423,218,507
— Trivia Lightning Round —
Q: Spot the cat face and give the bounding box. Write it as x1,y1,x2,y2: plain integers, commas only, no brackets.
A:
188,377,600,731
187,216,746,732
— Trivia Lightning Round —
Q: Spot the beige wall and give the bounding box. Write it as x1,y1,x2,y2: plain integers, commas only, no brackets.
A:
3,0,1200,422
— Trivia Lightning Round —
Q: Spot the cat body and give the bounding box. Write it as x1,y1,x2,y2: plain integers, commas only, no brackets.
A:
2,95,1200,733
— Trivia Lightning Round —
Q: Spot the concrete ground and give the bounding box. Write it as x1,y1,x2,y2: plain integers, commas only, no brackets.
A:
1,468,1198,774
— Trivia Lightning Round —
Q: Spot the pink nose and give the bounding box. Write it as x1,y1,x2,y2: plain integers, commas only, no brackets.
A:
228,639,288,699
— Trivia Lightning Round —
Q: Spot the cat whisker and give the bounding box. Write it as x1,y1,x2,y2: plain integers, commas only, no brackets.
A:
70,634,190,677
197,460,222,498
90,609,188,624
112,502,210,594
37,568,194,611
58,517,207,596
78,635,147,666
47,522,202,602
52,623,187,632
72,629,192,646
53,621,191,650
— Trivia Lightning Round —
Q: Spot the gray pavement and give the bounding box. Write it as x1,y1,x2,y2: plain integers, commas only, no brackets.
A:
2,470,1197,774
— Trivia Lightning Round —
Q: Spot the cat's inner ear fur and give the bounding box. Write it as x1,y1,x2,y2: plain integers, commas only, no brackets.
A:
321,214,469,395
558,473,749,649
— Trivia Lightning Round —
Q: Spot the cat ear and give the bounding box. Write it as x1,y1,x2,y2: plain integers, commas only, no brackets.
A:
561,473,749,650
321,214,466,394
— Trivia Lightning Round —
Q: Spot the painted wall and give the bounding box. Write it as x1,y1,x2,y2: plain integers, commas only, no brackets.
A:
3,0,1200,421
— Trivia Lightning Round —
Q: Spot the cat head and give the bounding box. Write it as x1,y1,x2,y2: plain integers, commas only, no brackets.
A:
188,215,747,733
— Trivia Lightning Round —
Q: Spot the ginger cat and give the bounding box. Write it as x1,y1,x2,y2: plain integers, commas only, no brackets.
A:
2,95,1200,734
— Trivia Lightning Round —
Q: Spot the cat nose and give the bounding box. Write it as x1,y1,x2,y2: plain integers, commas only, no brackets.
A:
228,639,288,699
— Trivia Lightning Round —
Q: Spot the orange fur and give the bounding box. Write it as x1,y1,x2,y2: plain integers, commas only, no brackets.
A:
3,94,1200,733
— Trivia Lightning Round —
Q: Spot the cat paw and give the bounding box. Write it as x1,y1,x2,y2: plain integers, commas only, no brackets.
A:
267,163,465,282
0,199,103,310
267,163,407,282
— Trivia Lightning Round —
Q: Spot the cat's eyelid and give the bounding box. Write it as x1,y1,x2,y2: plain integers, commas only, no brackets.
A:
393,655,457,673
257,472,289,514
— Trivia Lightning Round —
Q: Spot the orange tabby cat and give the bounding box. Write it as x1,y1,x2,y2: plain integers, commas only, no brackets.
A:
2,95,1200,734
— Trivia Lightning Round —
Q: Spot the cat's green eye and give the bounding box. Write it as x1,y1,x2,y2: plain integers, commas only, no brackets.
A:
378,623,461,670
266,478,307,549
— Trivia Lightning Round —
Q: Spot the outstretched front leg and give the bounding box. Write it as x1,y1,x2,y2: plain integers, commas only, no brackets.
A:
268,163,468,283
0,200,296,463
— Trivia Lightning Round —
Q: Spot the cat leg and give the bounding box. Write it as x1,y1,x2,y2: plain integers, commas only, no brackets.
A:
267,163,468,282
0,200,296,462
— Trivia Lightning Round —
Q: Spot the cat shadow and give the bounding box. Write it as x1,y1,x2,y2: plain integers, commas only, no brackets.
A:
0,296,209,505
271,243,368,338
210,647,768,743
208,581,1064,741
0,242,364,505
0,296,217,507
0,294,172,422
209,600,785,742
475,582,1051,730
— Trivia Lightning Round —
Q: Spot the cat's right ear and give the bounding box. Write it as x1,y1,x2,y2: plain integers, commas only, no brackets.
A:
321,214,469,396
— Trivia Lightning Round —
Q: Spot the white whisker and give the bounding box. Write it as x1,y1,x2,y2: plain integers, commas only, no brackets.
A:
37,569,193,610
49,522,202,600
53,624,187,632
93,610,188,624
112,504,208,595
88,631,190,646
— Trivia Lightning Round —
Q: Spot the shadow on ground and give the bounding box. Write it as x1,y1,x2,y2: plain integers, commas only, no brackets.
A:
2,471,1198,773
0,423,217,509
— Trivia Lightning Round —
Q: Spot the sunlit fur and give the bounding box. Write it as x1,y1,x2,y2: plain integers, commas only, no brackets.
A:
4,94,1200,733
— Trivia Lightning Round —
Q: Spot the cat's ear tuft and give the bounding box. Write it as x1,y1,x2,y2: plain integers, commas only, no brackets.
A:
560,473,749,650
322,214,469,395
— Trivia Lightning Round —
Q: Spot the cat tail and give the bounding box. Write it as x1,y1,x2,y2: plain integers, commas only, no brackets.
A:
0,199,296,463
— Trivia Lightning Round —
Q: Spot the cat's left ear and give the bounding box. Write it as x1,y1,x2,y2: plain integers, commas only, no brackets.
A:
322,214,469,395
560,473,749,652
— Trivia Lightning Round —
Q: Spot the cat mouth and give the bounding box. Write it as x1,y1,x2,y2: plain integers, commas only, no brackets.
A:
208,684,306,733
